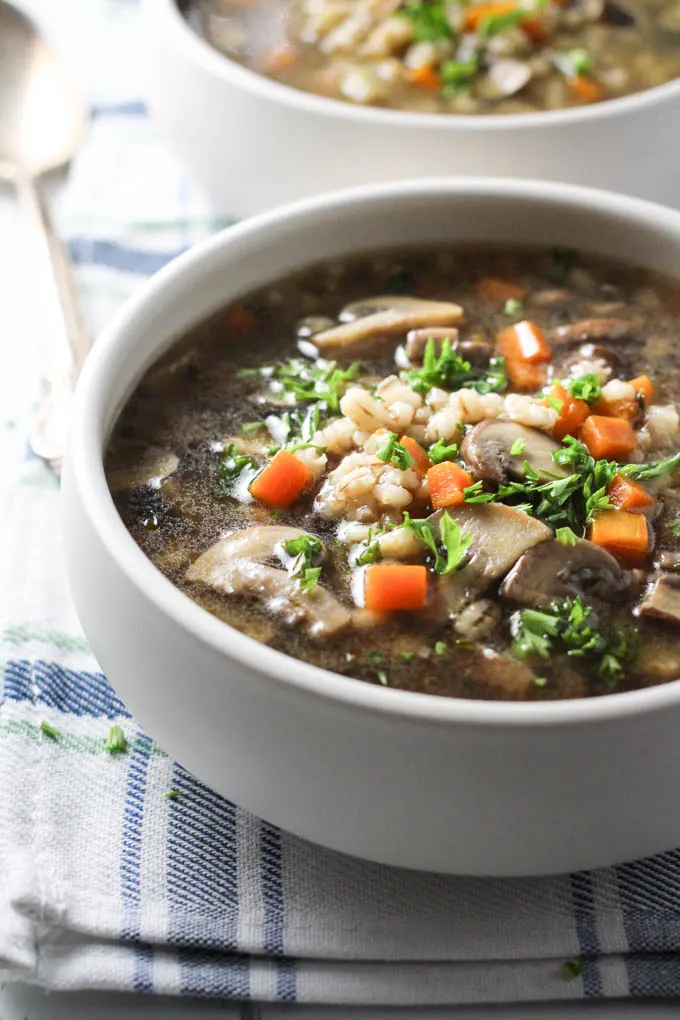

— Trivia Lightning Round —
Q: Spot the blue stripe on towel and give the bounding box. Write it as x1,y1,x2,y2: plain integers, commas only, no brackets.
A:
625,953,680,997
261,821,296,1001
617,851,680,966
121,730,155,992
569,872,602,998
176,950,250,999
67,237,188,275
90,100,147,119
3,659,129,719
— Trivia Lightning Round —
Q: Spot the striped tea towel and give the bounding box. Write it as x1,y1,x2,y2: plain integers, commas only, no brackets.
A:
1,0,680,1006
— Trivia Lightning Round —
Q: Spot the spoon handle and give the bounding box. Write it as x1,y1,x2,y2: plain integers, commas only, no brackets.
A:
16,170,90,475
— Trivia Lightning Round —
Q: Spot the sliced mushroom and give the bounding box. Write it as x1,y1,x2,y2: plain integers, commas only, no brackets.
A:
460,645,537,697
486,59,533,98
531,288,573,308
461,419,568,485
108,448,179,492
501,538,632,608
432,503,551,615
313,296,464,352
186,526,352,639
639,574,680,626
546,317,643,346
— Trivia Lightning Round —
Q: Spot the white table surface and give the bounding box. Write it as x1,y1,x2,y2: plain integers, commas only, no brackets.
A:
0,2,677,1017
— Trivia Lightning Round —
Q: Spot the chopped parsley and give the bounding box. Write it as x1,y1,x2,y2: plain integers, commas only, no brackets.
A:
562,49,592,76
546,394,565,415
399,0,452,41
670,522,680,537
399,651,415,662
263,357,361,412
556,526,578,547
356,527,384,566
401,337,507,396
166,790,181,801
567,373,602,404
104,724,128,754
241,420,266,435
218,443,259,495
563,958,585,980
511,596,639,686
480,7,527,35
435,641,449,657
618,450,680,482
403,511,472,576
503,297,523,317
284,534,324,593
376,432,415,470
533,677,548,688
428,438,459,464
40,721,59,740
509,437,526,457
441,55,479,97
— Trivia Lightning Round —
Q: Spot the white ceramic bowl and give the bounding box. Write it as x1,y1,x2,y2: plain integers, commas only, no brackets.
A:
63,178,680,877
143,0,680,217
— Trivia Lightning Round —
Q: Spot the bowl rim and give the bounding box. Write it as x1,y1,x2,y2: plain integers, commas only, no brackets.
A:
70,176,680,730
152,0,680,132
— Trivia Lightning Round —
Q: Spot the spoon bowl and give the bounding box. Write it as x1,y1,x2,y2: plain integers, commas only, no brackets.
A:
0,0,85,178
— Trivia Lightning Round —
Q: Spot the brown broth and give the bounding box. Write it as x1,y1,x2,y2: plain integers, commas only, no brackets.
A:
107,245,680,701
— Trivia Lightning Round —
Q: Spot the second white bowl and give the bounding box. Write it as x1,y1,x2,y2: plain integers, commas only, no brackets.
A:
143,0,680,216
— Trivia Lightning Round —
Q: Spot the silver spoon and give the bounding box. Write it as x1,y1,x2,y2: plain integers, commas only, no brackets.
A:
0,0,88,475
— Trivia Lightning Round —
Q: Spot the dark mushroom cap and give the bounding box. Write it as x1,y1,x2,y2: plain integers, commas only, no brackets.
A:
461,419,568,486
501,538,632,608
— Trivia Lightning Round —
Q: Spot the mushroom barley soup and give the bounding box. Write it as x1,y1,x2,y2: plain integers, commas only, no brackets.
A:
107,246,680,701
184,0,680,115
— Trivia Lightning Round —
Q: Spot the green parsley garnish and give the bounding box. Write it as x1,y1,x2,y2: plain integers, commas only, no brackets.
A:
40,721,59,740
401,337,507,396
533,677,548,688
562,49,592,76
563,958,585,980
546,394,565,415
556,526,578,547
403,511,472,576
441,55,479,97
399,651,415,662
376,669,390,686
435,641,449,657
670,522,680,536
284,534,324,593
509,438,526,457
104,724,128,754
376,432,415,471
503,297,523,317
618,451,680,482
480,8,526,35
400,0,452,41
567,373,602,404
266,357,361,412
241,421,265,435
166,790,181,801
428,439,459,464
218,443,259,496
511,596,638,686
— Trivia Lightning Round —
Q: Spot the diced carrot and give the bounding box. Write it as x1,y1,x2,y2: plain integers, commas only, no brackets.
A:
407,65,442,92
505,357,547,391
608,474,655,512
427,462,473,509
249,450,313,509
589,509,650,567
263,45,300,74
629,375,655,404
474,277,527,305
591,394,640,421
225,304,255,332
569,75,605,104
522,16,550,42
399,435,431,476
463,1,517,31
497,321,552,363
364,564,429,613
544,383,590,441
579,415,636,460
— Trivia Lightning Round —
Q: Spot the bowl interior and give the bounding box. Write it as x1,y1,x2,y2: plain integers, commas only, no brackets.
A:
77,178,680,724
